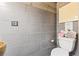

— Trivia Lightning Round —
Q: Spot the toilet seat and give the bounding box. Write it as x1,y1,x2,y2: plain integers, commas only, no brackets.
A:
51,48,69,56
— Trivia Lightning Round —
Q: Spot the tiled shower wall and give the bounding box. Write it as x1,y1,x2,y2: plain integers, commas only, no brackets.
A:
0,3,56,56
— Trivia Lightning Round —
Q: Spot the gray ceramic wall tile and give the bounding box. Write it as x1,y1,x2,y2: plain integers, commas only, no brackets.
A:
0,3,56,56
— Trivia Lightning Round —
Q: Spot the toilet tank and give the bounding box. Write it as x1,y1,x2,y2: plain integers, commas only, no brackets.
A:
58,37,76,52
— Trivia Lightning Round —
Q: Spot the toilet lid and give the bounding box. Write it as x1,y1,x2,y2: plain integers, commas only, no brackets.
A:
51,48,69,56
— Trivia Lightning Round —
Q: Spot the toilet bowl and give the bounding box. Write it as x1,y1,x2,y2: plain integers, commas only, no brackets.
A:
51,37,76,56
51,48,69,56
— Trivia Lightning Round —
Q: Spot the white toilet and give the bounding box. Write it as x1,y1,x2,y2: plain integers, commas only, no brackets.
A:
51,37,76,56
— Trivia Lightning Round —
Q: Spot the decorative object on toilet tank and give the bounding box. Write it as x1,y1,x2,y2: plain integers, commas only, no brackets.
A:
11,21,18,26
0,40,6,56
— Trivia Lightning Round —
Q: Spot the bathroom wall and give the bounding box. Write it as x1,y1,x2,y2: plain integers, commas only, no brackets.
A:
57,2,78,33
57,3,65,35
0,2,56,56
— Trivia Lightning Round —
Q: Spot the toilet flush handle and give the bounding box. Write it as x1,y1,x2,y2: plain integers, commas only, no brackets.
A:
51,40,54,43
